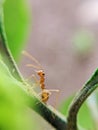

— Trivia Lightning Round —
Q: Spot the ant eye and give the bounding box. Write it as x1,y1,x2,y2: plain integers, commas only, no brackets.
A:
42,73,45,76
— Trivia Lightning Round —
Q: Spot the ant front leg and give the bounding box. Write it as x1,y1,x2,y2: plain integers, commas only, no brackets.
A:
25,74,39,84
25,74,34,81
32,74,39,85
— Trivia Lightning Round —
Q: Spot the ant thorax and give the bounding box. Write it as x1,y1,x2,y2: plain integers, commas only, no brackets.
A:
35,70,45,90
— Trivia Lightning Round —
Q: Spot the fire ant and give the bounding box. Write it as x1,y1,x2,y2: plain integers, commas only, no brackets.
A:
22,51,59,103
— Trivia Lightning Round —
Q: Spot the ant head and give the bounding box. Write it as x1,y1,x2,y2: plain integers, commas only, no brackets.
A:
37,70,45,77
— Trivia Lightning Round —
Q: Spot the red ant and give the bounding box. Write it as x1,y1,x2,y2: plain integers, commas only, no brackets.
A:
22,51,59,103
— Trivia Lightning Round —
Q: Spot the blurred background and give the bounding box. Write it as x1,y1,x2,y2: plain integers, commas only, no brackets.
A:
19,0,98,106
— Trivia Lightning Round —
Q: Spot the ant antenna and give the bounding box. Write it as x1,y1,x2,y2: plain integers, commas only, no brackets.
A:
22,50,43,70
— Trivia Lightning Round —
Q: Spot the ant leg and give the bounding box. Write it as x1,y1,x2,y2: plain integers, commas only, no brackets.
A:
32,74,39,85
38,92,42,96
26,74,39,84
54,90,60,108
51,89,60,110
46,89,60,108
25,74,34,81
48,89,59,92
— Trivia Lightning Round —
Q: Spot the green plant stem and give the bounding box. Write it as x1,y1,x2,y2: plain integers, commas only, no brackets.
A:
0,9,67,130
66,69,98,130
29,95,67,130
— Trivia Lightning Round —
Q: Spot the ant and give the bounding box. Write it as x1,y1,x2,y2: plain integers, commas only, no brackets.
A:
22,51,59,103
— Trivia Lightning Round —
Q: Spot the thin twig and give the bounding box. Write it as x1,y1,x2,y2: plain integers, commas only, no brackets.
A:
66,69,98,130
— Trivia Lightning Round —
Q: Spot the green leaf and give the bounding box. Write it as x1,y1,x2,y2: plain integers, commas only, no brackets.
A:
0,58,35,130
3,0,31,61
59,95,94,129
